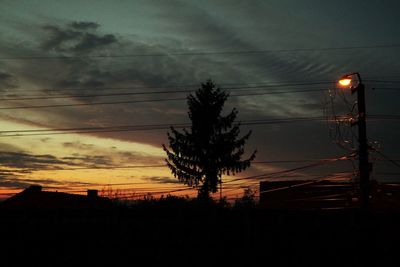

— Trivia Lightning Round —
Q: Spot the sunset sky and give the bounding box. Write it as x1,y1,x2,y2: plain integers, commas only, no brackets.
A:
1,0,400,199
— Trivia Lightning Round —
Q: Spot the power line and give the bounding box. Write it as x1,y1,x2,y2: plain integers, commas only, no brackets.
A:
3,79,397,94
108,158,352,198
47,164,167,171
374,150,400,170
365,80,400,83
258,174,354,194
0,122,188,133
368,115,400,121
21,158,352,172
0,126,174,137
253,158,351,164
4,81,336,93
0,89,330,110
119,187,196,197
0,96,185,110
259,176,331,194
0,117,327,137
56,182,175,187
223,155,353,184
0,157,353,195
1,44,399,60
0,115,396,137
4,83,400,109
1,172,356,200
375,172,400,176
372,87,400,91
1,88,327,101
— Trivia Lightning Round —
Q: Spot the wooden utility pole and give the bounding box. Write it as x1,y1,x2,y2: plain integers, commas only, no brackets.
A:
220,179,222,201
339,72,370,210
345,72,370,210
352,74,370,210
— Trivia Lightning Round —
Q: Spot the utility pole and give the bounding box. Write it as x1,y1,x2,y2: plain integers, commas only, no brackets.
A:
355,77,370,210
339,73,370,210
220,179,223,201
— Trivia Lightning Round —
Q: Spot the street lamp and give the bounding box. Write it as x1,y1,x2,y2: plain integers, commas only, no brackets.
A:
338,77,352,87
338,72,363,93
338,72,370,210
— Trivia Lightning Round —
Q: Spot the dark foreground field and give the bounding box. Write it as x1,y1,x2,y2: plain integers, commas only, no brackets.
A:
1,200,399,267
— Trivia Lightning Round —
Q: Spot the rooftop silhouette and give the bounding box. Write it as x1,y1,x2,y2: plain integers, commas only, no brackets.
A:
1,185,113,210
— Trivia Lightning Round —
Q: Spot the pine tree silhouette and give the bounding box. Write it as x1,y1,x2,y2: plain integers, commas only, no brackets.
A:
163,80,256,199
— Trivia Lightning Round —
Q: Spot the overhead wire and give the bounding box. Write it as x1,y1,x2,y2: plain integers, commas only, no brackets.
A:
0,88,332,110
373,150,400,170
2,175,356,201
0,80,397,110
0,117,328,137
107,160,354,199
2,156,354,198
1,79,397,95
65,162,343,176
0,96,186,110
372,87,400,91
0,88,326,101
258,173,354,194
27,158,349,172
1,43,399,60
0,115,395,138
2,79,398,98
2,81,336,93
364,79,400,83
222,154,353,185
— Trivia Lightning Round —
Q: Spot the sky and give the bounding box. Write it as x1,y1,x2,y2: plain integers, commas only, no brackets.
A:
0,0,400,199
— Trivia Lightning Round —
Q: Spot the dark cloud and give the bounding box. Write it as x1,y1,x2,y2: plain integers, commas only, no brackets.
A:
0,147,148,190
60,152,162,167
0,143,23,153
72,33,116,52
57,78,105,88
114,150,162,164
61,154,112,166
70,21,99,30
63,141,95,150
0,71,12,81
0,70,17,90
1,20,243,140
0,150,87,191
0,176,36,189
0,151,70,169
40,138,52,143
144,176,182,184
41,24,81,51
60,142,161,166
41,22,117,53
1,177,62,186
0,175,96,190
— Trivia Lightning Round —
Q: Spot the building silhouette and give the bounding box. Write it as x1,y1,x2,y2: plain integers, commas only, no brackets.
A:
259,180,400,210
259,180,355,209
1,185,113,210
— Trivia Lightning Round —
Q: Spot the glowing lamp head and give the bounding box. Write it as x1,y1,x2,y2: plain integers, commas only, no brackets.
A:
338,77,352,88
337,73,362,94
